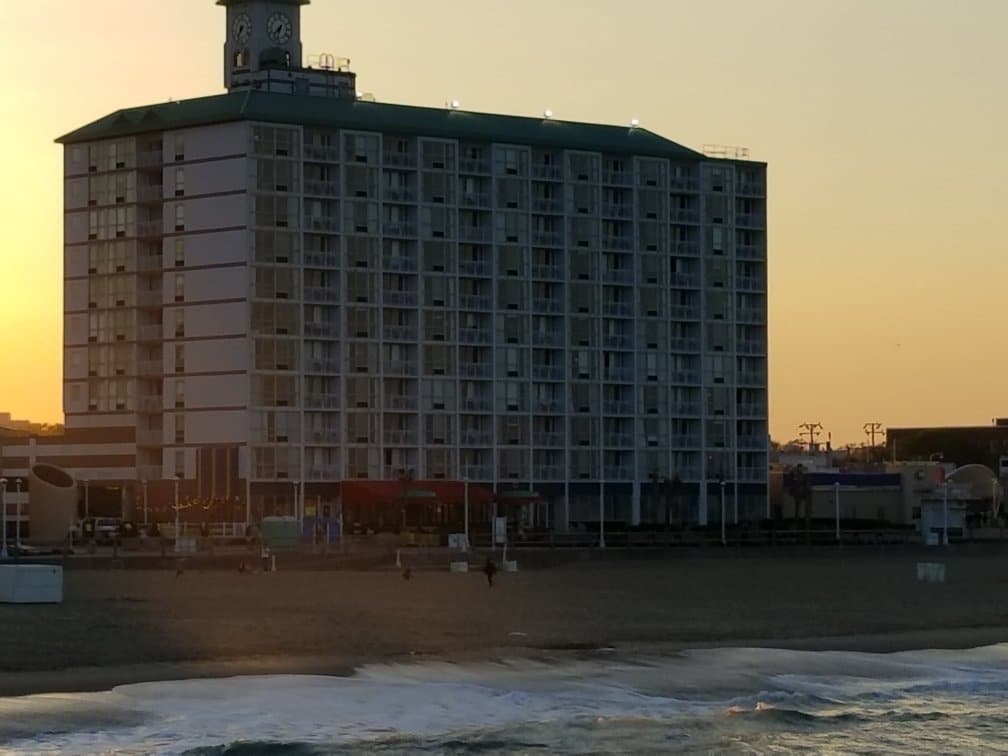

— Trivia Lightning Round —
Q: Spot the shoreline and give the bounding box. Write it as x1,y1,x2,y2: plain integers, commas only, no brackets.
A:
3,626,1007,698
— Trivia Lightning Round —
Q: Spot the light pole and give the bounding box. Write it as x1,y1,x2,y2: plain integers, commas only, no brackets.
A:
834,481,841,543
141,480,149,526
0,478,8,559
463,477,470,551
15,478,22,550
720,478,727,546
942,480,950,546
174,474,181,543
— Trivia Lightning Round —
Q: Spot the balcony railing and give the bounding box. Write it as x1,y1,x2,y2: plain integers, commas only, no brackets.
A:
302,251,337,268
303,394,340,410
669,337,701,352
673,241,700,256
736,213,766,229
738,467,768,483
533,465,564,480
382,152,418,168
458,259,492,277
670,402,700,416
532,431,564,447
671,209,700,224
604,466,635,481
532,330,564,347
458,294,492,311
531,231,563,247
383,186,417,203
736,181,766,197
305,358,341,374
669,370,701,384
737,371,765,386
736,244,764,260
602,367,634,383
601,170,633,186
602,334,633,350
138,396,163,412
136,427,164,446
604,433,634,448
670,273,700,289
387,395,419,411
137,360,163,377
382,256,418,272
306,465,342,481
137,324,163,342
383,290,418,307
304,180,339,197
532,298,564,315
531,365,565,381
460,464,493,480
601,203,633,219
531,198,563,213
669,305,701,321
459,327,492,345
383,430,418,446
669,176,700,192
305,322,339,339
601,235,634,251
458,158,491,174
738,340,767,356
738,402,768,418
136,220,163,238
602,268,634,285
459,192,491,209
304,144,340,162
460,431,494,446
458,226,492,242
737,307,766,324
670,434,702,448
383,221,417,237
383,359,417,375
602,302,634,318
459,362,492,379
531,165,563,181
602,400,633,415
382,325,417,342
460,397,493,412
531,264,562,280
306,216,340,233
304,286,339,303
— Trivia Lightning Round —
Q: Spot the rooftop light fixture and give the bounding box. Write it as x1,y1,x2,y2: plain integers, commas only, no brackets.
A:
544,109,553,119
630,118,641,128
450,99,461,109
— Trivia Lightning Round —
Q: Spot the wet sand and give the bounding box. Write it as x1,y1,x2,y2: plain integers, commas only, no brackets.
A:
2,548,1008,696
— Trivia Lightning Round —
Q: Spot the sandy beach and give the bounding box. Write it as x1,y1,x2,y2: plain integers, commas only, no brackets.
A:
2,547,1008,697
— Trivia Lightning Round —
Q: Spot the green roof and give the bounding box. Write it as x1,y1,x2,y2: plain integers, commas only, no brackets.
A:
56,90,706,161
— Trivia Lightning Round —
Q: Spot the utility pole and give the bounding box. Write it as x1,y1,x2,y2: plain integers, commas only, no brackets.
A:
798,423,824,454
864,422,884,465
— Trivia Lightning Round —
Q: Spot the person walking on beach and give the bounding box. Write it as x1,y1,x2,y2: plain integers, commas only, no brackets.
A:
483,557,498,587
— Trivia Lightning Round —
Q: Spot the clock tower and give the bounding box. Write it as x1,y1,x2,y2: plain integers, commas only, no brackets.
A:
218,0,356,98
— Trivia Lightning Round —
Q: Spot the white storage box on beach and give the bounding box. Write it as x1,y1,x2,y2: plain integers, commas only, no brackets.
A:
0,564,63,604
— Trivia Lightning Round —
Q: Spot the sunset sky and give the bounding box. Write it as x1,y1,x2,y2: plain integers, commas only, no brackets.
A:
1,0,1006,445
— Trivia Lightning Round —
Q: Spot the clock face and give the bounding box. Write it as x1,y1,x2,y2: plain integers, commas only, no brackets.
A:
267,12,293,43
232,13,252,44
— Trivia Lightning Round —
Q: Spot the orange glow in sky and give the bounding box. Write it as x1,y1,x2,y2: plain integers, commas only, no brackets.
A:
1,0,1006,445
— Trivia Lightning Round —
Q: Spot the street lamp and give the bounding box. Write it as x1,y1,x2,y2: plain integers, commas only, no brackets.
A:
14,479,22,550
174,474,182,543
720,478,727,546
463,477,470,552
0,478,8,559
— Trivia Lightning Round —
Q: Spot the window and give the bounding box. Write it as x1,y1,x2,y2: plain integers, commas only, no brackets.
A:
174,309,185,338
174,134,185,162
174,344,185,373
174,168,185,197
174,414,185,444
174,204,185,232
174,238,185,267
175,449,185,477
712,227,724,254
175,380,185,408
174,274,185,302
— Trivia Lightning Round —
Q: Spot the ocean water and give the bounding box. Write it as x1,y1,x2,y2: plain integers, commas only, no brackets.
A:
2,645,1008,754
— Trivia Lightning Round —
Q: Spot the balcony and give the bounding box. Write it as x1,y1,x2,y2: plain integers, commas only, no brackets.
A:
304,144,340,162
382,255,417,272
458,225,492,243
531,231,563,247
670,401,700,416
602,302,634,318
306,216,340,233
738,402,768,418
533,465,564,480
382,152,418,168
669,370,701,385
737,181,766,197
738,467,768,483
387,395,418,411
137,360,163,377
305,358,341,374
460,430,494,446
532,330,564,347
305,322,339,339
601,235,633,251
736,244,764,261
305,393,341,410
603,466,635,481
601,203,633,220
136,427,164,446
533,398,564,413
670,435,701,449
459,327,492,345
532,298,564,315
669,337,700,352
383,359,417,375
604,433,634,448
599,334,630,350
737,307,766,324
383,430,418,446
602,367,634,383
137,324,163,342
301,251,335,268
669,305,700,321
738,340,767,356
601,170,633,186
671,209,700,224
383,186,417,203
602,268,634,285
672,241,700,256
383,221,417,237
530,264,562,280
138,396,164,413
459,362,492,379
458,158,491,175
136,220,163,238
304,180,339,197
670,273,700,289
458,294,492,311
305,286,339,303
137,185,163,204
669,175,700,192
459,259,492,277
737,435,767,450
306,465,342,481
460,464,493,480
736,212,766,229
531,165,563,181
459,192,491,209
532,431,564,447
738,371,765,386
383,290,418,307
531,198,563,213
736,276,765,293
531,364,565,381
460,397,493,412
601,400,633,415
